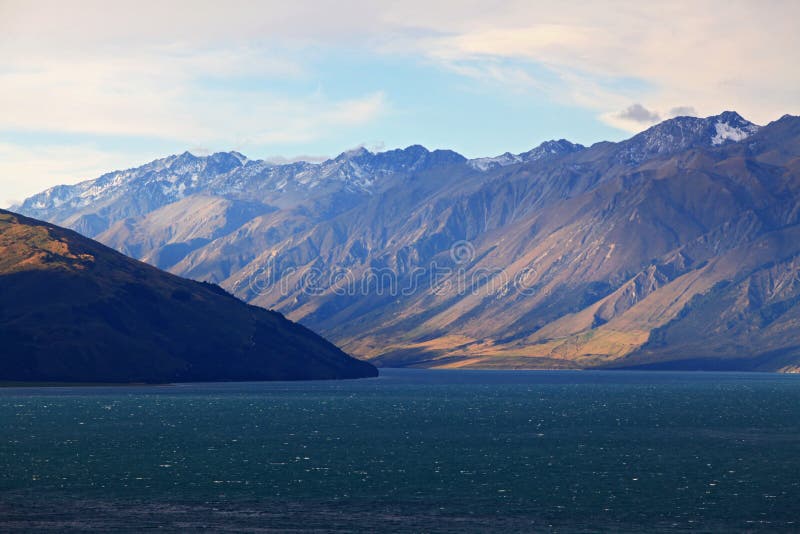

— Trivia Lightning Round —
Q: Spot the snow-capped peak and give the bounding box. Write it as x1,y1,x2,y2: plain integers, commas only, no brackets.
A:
711,119,760,145
617,111,761,164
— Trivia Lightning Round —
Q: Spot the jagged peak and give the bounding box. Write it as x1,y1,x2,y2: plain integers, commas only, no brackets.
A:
540,138,583,148
336,146,372,160
520,138,585,157
401,144,430,155
617,111,761,164
172,150,199,162
715,110,748,123
207,151,248,168
468,138,584,171
428,148,467,164
228,150,248,163
639,111,758,136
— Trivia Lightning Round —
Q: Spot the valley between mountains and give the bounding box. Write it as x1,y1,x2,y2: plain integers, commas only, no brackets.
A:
17,112,800,371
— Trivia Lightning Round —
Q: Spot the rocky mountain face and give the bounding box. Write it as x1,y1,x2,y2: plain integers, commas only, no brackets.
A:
0,209,377,382
17,111,800,372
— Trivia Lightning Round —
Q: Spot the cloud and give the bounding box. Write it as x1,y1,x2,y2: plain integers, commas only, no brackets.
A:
615,104,661,124
439,60,550,95
391,2,800,129
668,106,698,118
0,47,387,145
4,2,798,131
0,1,389,48
603,104,701,132
0,2,391,153
0,0,798,178
241,92,388,145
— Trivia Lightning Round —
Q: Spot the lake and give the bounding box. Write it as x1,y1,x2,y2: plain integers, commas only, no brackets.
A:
1,369,799,532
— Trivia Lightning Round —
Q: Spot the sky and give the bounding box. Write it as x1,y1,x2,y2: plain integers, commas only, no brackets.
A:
1,0,799,207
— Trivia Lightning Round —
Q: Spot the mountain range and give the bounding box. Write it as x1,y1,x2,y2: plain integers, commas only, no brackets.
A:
0,209,377,382
16,111,800,372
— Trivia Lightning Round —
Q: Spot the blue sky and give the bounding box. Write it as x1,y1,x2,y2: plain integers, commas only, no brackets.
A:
1,0,798,207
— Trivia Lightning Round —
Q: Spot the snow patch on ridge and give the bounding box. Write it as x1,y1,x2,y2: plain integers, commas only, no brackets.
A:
712,121,759,146
469,153,521,171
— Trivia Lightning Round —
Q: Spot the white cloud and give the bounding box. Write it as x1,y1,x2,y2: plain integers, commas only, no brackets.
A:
441,61,549,95
398,2,800,130
2,2,797,126
0,47,385,144
0,0,798,192
600,104,662,132
667,106,698,118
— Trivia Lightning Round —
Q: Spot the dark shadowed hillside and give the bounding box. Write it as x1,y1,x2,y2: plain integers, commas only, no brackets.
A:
0,210,377,382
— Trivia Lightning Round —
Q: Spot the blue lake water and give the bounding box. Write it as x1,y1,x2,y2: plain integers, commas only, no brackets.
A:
1,368,799,532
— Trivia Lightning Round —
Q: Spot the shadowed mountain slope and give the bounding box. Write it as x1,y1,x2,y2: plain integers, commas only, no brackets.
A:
0,210,377,382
